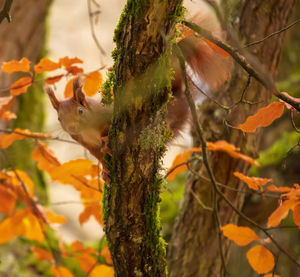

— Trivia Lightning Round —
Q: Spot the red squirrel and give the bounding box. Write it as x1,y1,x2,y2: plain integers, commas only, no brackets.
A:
46,13,231,166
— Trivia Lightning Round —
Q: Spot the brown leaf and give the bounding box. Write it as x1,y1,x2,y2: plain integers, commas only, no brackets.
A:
238,102,285,133
45,74,64,85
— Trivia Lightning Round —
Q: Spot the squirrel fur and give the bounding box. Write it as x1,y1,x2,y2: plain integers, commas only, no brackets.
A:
46,13,231,163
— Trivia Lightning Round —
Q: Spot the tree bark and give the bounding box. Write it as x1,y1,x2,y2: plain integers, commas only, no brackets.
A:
103,1,183,276
0,0,52,203
168,1,295,276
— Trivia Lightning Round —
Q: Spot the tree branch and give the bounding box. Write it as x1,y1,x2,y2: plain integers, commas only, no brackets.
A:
0,0,13,23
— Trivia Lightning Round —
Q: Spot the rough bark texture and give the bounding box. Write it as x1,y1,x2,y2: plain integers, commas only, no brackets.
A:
0,0,52,202
168,1,295,276
103,1,183,276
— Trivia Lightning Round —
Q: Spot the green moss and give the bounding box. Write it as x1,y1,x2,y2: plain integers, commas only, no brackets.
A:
102,70,115,105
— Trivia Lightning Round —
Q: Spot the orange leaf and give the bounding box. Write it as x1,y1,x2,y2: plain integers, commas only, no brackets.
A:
167,150,192,181
90,265,114,277
70,240,96,255
10,77,32,96
2,57,30,73
266,184,292,192
202,38,231,58
267,199,297,227
8,169,35,197
233,172,272,190
32,246,53,261
263,274,280,277
0,96,15,118
32,141,61,172
101,245,113,265
292,203,300,228
246,245,274,274
221,224,260,246
0,185,17,215
51,266,74,277
46,211,66,224
238,102,285,133
207,141,259,166
1,111,16,120
45,74,64,85
176,29,195,42
0,128,51,149
67,66,84,75
64,78,75,98
83,71,102,96
75,254,97,272
79,202,103,226
34,58,60,74
59,56,83,68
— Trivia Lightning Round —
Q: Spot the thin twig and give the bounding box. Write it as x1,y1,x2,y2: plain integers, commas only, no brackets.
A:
243,18,300,48
0,0,13,23
87,0,106,56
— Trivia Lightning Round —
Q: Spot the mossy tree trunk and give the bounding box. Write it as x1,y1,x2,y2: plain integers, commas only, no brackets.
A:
168,1,295,276
103,1,183,276
0,0,52,203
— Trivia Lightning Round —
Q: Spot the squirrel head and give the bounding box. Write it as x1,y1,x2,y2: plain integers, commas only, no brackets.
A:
46,77,95,136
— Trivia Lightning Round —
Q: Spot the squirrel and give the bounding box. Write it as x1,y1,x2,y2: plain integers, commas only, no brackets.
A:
46,13,231,168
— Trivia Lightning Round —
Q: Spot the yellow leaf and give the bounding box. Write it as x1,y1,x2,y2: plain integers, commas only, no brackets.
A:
83,71,102,96
221,224,260,246
46,211,66,225
90,265,114,277
0,186,17,215
238,102,285,133
246,245,274,274
10,77,32,96
233,172,272,190
2,57,30,73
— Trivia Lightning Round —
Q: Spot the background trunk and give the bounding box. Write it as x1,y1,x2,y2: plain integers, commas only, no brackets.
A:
0,0,52,203
168,1,295,276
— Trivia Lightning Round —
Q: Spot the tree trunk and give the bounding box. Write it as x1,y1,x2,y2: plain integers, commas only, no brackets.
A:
0,0,52,203
168,1,295,276
103,1,183,276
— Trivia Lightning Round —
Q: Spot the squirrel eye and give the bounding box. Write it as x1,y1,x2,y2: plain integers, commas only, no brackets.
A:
78,108,83,115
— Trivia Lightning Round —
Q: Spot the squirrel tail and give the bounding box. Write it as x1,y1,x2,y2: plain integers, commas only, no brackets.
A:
167,12,232,137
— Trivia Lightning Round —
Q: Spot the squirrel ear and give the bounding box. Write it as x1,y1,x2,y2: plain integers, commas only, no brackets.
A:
46,87,60,110
73,76,88,107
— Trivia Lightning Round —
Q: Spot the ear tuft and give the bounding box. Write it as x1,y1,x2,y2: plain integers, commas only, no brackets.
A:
45,87,60,110
73,76,87,107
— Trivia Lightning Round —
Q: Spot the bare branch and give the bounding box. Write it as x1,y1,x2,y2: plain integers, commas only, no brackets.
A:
0,0,13,23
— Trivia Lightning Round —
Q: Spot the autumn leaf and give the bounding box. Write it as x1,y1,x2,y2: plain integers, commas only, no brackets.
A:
83,71,102,96
90,264,114,277
51,266,74,277
70,240,96,255
167,149,192,181
292,203,300,228
202,38,231,58
32,141,61,173
46,211,66,225
0,96,16,120
0,210,44,244
0,128,51,149
79,201,103,226
45,74,64,85
267,199,297,227
2,57,30,73
101,245,113,265
263,274,280,277
0,185,17,215
221,224,260,246
176,29,195,42
64,77,75,98
10,77,33,96
238,102,285,133
1,111,16,120
67,66,84,75
7,169,35,197
246,245,274,274
32,246,53,262
233,172,272,190
34,58,60,74
59,56,83,68
266,184,292,192
206,141,259,166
